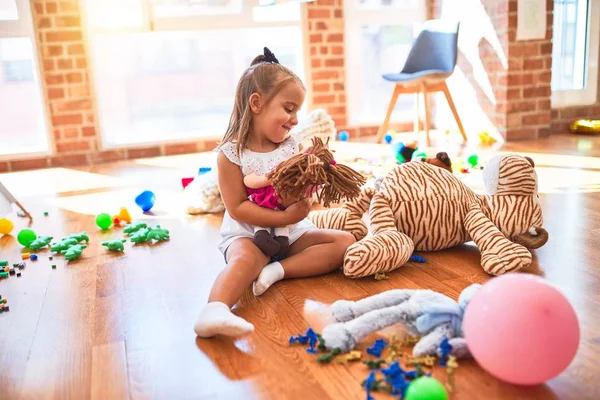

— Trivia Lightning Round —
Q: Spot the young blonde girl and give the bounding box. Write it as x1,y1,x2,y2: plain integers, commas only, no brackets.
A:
194,48,355,338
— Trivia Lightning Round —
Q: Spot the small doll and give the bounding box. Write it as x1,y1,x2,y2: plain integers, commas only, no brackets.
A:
243,173,290,258
246,137,367,258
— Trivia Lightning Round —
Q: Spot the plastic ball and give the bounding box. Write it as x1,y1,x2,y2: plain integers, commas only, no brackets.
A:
17,228,37,247
467,154,479,167
95,213,113,230
464,274,580,385
135,190,156,212
338,131,349,141
384,133,393,144
0,218,14,235
405,376,448,400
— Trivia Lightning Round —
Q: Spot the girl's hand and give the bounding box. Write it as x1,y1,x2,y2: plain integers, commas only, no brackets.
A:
243,173,271,189
284,198,312,224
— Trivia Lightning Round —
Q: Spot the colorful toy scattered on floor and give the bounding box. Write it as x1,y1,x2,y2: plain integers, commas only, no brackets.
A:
569,119,600,134
0,218,14,235
135,190,156,212
102,239,126,252
50,232,89,261
96,207,132,230
289,327,450,399
16,228,37,247
0,295,9,313
338,130,350,141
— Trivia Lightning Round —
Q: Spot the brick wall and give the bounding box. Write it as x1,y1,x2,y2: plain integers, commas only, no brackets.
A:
0,0,215,173
2,1,600,173
431,0,552,140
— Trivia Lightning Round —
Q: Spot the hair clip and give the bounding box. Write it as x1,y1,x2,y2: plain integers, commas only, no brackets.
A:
263,47,280,64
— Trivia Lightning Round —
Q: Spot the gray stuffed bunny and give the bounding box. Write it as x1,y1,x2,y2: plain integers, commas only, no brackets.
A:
320,284,481,358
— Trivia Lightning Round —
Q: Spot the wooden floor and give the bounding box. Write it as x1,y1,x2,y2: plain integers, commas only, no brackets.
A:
1,132,600,400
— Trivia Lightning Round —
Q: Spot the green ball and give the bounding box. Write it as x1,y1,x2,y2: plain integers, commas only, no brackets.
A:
405,377,448,400
467,154,479,167
95,213,112,230
17,228,37,247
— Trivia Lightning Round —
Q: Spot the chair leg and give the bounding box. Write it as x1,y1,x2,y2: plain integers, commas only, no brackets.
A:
421,83,431,147
414,92,421,135
376,84,402,143
442,81,467,142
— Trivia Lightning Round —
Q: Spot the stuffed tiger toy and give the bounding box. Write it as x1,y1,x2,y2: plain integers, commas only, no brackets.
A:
308,153,548,278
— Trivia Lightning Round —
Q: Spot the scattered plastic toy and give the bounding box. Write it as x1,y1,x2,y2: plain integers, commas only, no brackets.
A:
96,213,113,230
446,355,458,392
406,355,436,367
404,376,448,400
467,154,479,168
113,207,132,224
367,338,389,357
135,190,156,212
67,232,89,243
17,228,37,247
21,253,30,260
124,221,148,235
438,337,453,367
334,350,362,364
28,235,53,250
29,254,38,261
363,359,387,370
130,227,150,244
409,255,426,263
44,211,49,216
374,272,389,280
102,239,126,252
145,225,170,242
338,130,349,141
384,133,393,144
51,237,80,252
0,260,7,267
0,218,14,235
60,244,87,261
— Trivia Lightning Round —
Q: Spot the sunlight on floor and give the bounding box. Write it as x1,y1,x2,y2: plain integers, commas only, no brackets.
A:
45,188,190,218
0,168,126,197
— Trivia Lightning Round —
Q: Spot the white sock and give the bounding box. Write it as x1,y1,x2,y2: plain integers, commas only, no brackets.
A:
194,301,254,338
252,261,285,296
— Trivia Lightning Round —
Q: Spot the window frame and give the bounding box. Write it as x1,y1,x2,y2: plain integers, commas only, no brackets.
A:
81,0,311,150
343,0,427,127
0,0,52,160
551,0,600,108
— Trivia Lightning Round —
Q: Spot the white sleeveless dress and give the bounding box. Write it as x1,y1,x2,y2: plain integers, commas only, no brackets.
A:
216,133,315,256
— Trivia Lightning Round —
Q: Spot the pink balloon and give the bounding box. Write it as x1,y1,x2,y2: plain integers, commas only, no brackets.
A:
463,273,580,385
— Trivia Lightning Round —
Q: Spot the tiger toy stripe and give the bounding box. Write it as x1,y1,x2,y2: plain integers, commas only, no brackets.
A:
311,154,548,278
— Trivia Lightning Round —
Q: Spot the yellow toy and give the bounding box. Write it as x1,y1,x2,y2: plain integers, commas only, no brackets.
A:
0,218,14,235
446,355,458,392
112,207,132,224
478,131,497,145
570,119,600,134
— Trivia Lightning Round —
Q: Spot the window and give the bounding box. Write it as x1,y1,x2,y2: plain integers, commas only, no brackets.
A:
551,0,600,107
0,0,49,157
83,0,307,147
344,0,426,126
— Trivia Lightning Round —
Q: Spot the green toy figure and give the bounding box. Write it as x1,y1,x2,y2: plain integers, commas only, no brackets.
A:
146,225,170,242
67,232,89,243
130,227,150,244
28,236,53,250
60,244,87,261
102,239,126,252
124,221,148,235
50,237,79,252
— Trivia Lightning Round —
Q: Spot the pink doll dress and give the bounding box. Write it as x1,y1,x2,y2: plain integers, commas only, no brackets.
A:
246,186,284,211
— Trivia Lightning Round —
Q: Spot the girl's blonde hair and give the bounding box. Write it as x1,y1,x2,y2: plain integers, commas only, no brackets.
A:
220,48,305,157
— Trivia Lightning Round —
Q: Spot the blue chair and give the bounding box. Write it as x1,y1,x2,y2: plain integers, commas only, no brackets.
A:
376,20,467,145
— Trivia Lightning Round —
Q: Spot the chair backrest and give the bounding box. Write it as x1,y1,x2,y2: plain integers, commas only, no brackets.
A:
401,19,460,74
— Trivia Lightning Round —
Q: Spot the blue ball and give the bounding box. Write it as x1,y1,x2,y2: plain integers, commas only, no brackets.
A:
384,133,393,144
338,131,349,141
